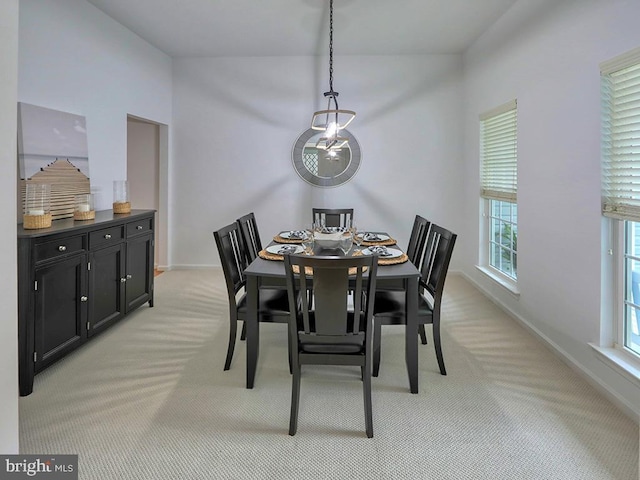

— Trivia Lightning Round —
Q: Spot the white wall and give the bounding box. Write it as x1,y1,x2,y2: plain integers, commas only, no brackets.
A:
0,0,19,454
172,54,463,267
18,0,173,211
462,0,640,419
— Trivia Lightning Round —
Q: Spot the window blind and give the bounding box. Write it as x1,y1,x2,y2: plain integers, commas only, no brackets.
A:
480,100,517,203
602,47,640,221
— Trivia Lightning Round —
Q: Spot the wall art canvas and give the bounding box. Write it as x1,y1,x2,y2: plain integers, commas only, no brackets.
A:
18,102,91,221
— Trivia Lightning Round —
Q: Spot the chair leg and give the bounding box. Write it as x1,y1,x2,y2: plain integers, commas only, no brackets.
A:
224,318,238,371
419,324,427,344
289,365,301,436
363,365,373,438
240,321,247,341
432,322,447,375
372,320,382,377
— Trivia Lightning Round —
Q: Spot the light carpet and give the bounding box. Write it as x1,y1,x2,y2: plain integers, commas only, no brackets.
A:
19,269,639,479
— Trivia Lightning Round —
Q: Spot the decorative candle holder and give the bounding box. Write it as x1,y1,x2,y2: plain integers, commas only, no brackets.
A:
113,180,131,214
23,184,52,229
73,193,95,221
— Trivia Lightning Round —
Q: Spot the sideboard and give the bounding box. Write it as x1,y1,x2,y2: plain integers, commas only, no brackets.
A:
17,209,155,396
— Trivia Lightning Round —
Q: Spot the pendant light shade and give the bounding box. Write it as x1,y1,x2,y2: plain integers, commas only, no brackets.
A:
315,135,348,151
311,0,355,151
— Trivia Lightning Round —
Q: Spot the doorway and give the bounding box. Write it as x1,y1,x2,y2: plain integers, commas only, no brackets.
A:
127,115,168,269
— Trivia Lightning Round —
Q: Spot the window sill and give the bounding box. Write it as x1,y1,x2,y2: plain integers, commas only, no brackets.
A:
589,343,640,388
475,265,520,297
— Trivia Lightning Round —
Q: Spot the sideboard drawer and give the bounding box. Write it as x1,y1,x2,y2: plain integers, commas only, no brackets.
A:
126,218,153,237
89,226,124,249
34,236,85,263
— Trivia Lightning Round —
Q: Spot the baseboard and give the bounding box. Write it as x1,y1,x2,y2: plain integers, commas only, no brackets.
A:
165,264,219,270
455,271,640,423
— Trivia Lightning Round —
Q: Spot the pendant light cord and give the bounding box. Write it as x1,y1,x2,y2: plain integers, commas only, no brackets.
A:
325,0,340,113
328,0,334,95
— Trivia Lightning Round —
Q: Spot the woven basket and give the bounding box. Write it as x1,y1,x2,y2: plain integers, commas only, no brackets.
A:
23,213,52,230
113,201,131,214
74,210,96,221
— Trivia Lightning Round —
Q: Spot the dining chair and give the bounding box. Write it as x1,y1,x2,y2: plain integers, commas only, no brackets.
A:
372,223,457,377
236,212,262,263
406,215,431,267
213,222,291,371
312,208,354,229
283,253,378,438
237,211,290,342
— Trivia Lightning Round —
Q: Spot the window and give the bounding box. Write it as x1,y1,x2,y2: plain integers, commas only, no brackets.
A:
480,100,518,283
489,200,518,279
623,222,640,356
601,46,640,359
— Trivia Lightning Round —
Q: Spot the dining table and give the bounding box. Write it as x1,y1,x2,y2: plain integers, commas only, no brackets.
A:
243,231,421,393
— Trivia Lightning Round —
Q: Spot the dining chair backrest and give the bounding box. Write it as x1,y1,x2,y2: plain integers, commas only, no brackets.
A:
312,208,354,229
213,222,248,300
419,223,457,304
237,212,262,263
284,254,378,350
406,215,431,267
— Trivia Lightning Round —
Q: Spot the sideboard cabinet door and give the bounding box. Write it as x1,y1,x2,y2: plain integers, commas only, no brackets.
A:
88,242,126,336
125,233,154,312
34,254,87,372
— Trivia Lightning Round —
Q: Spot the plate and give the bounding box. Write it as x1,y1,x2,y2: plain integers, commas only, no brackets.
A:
360,232,390,242
362,247,403,259
279,231,309,240
266,244,304,255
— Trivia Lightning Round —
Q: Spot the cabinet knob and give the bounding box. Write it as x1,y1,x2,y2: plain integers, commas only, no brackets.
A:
120,277,127,283
126,274,132,279
104,234,112,239
80,296,88,302
137,225,143,230
58,245,67,252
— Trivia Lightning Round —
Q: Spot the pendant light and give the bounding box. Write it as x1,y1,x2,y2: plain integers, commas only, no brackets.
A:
311,0,355,151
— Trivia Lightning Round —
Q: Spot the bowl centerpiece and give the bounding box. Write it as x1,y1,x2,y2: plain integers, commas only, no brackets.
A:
314,226,350,250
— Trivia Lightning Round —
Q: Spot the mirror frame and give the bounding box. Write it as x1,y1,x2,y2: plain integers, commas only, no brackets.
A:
291,128,362,187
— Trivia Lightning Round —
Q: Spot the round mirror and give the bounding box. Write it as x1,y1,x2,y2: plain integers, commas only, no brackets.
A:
292,128,361,187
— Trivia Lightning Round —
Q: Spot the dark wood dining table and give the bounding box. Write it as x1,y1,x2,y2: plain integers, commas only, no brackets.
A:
243,233,421,393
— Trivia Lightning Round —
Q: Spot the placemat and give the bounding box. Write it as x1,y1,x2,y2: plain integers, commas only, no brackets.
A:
354,235,397,247
352,249,408,265
291,265,366,276
259,249,310,261
273,234,303,244
258,249,366,275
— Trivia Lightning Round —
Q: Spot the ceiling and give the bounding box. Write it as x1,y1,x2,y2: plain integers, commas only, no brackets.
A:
85,0,519,57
